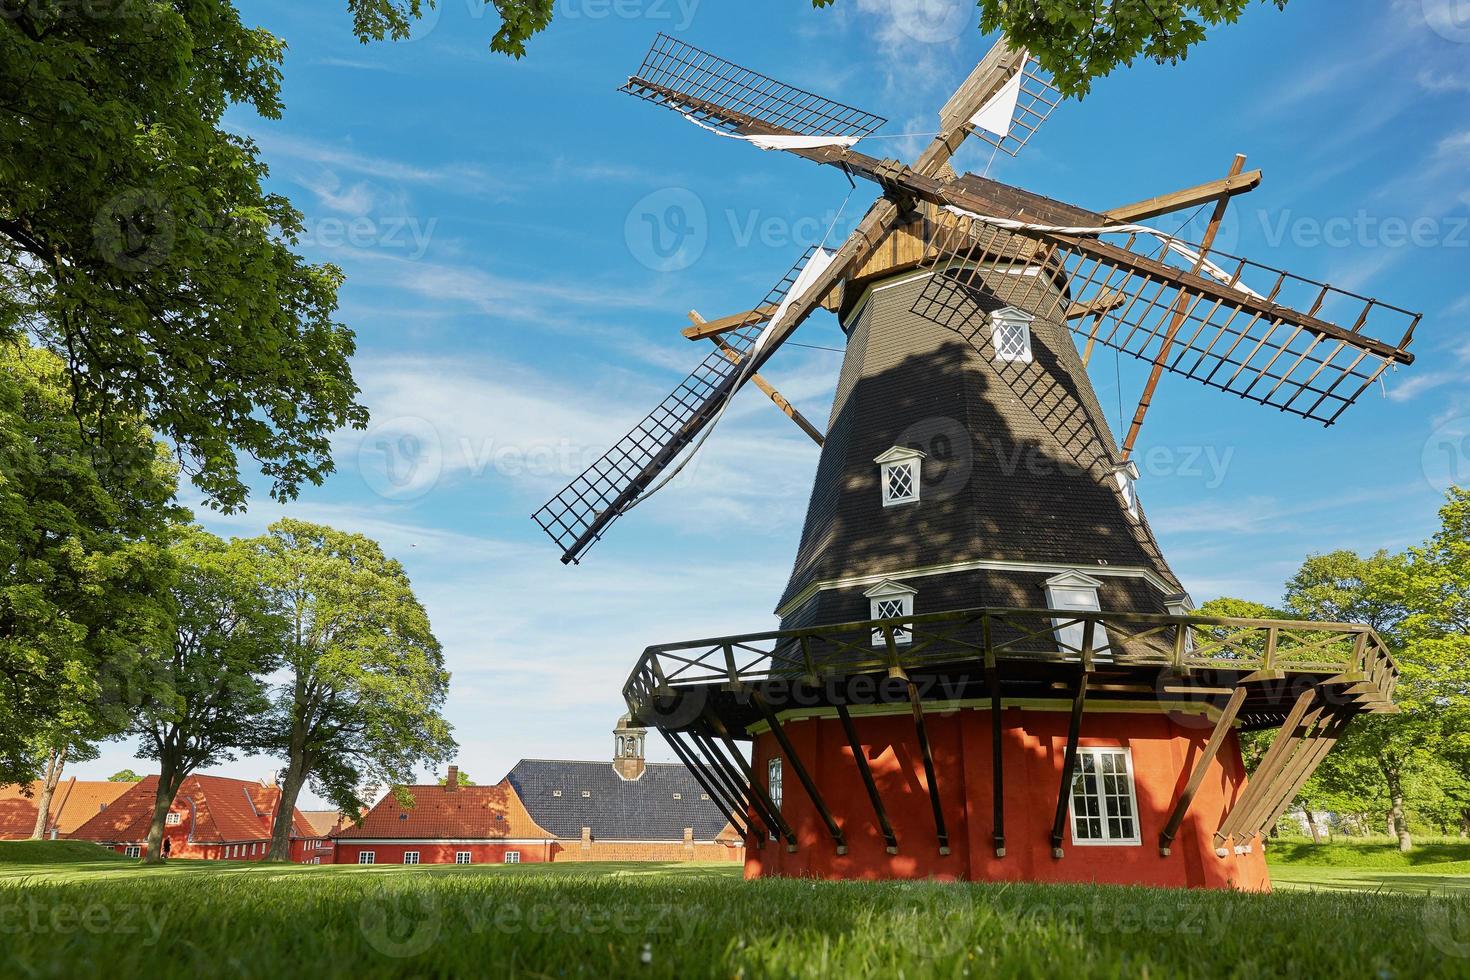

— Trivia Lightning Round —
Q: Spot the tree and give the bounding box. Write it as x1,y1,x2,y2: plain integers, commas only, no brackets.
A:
437,770,474,787
130,526,282,863
355,0,1290,95
251,520,454,861
0,340,178,786
108,770,142,783
26,731,100,840
1,4,367,513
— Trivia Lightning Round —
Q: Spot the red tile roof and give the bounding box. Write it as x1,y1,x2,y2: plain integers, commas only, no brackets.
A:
68,774,314,844
335,780,552,841
300,810,346,837
0,780,135,839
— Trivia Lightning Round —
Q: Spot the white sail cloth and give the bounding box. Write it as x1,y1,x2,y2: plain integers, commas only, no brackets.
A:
681,112,863,151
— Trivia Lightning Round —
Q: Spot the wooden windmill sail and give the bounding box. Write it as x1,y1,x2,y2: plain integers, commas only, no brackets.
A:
535,33,1412,889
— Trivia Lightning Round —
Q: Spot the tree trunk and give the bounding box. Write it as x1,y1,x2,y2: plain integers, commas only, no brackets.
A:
267,760,307,862
1301,805,1322,845
144,765,185,864
1381,764,1412,853
1460,808,1469,838
29,745,67,840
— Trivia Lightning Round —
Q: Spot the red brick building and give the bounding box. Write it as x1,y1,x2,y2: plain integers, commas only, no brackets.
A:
0,779,135,840
68,774,325,861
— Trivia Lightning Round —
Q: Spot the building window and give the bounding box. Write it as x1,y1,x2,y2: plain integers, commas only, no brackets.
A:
1166,595,1196,656
165,812,181,826
865,579,917,647
672,793,682,800
1113,461,1140,522
1043,571,1111,660
874,446,925,507
1069,748,1141,845
767,758,783,813
991,306,1035,363
456,851,472,865
581,791,591,798
358,851,376,865
124,846,141,858
504,851,521,864
700,794,710,801
404,852,420,865
553,790,562,797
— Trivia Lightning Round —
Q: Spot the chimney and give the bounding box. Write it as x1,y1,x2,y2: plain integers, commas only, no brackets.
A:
445,765,459,792
683,827,694,853
581,826,592,851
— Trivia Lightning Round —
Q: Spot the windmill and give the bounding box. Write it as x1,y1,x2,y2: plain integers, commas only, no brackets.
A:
533,34,1413,888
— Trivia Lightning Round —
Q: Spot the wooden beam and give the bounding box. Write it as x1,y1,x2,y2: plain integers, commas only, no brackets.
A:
836,703,899,854
1066,290,1126,321
1253,710,1353,838
1104,167,1264,223
904,676,950,855
664,729,748,839
915,38,1028,177
1159,685,1248,855
988,659,1006,857
692,730,775,845
707,711,799,851
1051,662,1091,857
1215,686,1316,847
690,311,826,446
754,694,847,853
682,305,776,340
1121,154,1248,461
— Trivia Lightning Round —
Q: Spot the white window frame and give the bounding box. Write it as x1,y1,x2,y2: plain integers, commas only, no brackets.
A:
1068,747,1142,846
165,812,181,826
504,851,521,864
874,446,925,507
1043,571,1111,661
1113,460,1141,522
124,845,141,858
991,306,1035,363
358,851,376,865
1166,595,1196,656
455,851,472,865
403,851,420,865
766,757,783,841
865,579,917,647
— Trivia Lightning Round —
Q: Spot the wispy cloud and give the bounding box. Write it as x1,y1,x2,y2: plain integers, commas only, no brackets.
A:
246,130,518,198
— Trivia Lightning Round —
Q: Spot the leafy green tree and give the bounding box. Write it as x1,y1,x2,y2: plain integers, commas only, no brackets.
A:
0,340,178,786
437,770,474,787
1,3,367,512
26,731,101,840
108,769,142,783
131,526,282,863
250,520,454,861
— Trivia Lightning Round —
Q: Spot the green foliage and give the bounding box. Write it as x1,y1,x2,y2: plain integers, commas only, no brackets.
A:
108,769,142,783
0,3,368,512
347,0,554,56
437,771,474,787
0,840,128,865
1266,838,1470,870
250,520,454,854
0,340,178,785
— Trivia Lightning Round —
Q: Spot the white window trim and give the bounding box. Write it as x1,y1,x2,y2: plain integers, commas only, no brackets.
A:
767,757,783,841
124,845,141,858
1113,460,1141,523
865,579,917,647
1043,571,1111,660
504,851,521,864
403,851,420,865
1166,595,1196,655
358,851,376,865
455,851,472,865
1068,746,1143,846
991,306,1035,363
165,812,181,826
875,446,925,507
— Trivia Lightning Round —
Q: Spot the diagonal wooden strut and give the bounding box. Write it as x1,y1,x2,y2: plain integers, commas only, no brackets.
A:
663,728,749,838
1104,167,1263,223
1050,663,1091,857
988,658,1006,858
689,310,825,446
1121,154,1248,461
1252,709,1353,838
1215,686,1316,847
836,702,899,854
902,674,950,855
707,710,799,851
692,730,774,845
754,693,847,853
1159,685,1248,855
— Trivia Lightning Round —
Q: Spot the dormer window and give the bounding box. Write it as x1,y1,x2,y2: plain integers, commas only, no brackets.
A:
1166,593,1196,656
865,579,917,647
991,306,1034,363
1043,571,1112,660
1113,460,1140,522
874,446,925,507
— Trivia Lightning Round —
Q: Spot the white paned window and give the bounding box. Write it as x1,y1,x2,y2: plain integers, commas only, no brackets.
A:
767,757,783,812
874,447,925,507
866,580,917,647
1069,748,1142,845
504,851,521,864
991,306,1035,363
403,851,420,865
456,851,472,865
124,846,141,858
1044,572,1111,660
165,812,181,826
1114,461,1141,522
1167,596,1196,656
358,851,376,865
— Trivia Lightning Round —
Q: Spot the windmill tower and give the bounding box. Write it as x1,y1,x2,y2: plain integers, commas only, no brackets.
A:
533,35,1413,888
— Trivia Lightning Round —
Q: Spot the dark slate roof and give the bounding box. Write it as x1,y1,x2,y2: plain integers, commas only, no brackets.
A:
505,761,730,841
778,254,1181,620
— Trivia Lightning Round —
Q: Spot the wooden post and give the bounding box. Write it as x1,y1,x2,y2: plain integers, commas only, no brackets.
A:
707,712,799,851
836,703,899,854
1159,686,1248,855
664,729,749,839
904,677,950,856
690,310,826,446
1215,686,1315,848
1050,661,1091,857
692,731,774,844
753,694,847,853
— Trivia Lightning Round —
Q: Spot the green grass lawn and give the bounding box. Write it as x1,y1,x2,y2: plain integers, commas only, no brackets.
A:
2,841,1468,978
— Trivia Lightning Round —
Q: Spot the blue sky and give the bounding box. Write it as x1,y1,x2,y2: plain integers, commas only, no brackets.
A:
76,0,1470,802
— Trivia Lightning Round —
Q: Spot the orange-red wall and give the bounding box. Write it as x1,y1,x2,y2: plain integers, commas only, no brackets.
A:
744,707,1269,890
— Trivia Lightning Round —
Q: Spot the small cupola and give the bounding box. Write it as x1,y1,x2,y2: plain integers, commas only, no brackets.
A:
613,712,647,781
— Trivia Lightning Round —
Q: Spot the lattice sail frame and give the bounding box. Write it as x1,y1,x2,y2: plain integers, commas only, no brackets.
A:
912,212,1421,425
976,55,1063,157
533,248,823,560
621,33,887,139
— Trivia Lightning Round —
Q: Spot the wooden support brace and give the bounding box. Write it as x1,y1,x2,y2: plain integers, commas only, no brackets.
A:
1051,661,1091,858
1251,710,1353,840
904,677,950,856
1104,167,1264,223
836,702,899,854
988,662,1006,858
1231,706,1327,843
1159,686,1247,855
1215,686,1316,848
681,305,776,340
707,711,799,851
754,694,847,854
664,729,748,839
692,730,774,846
691,312,826,446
